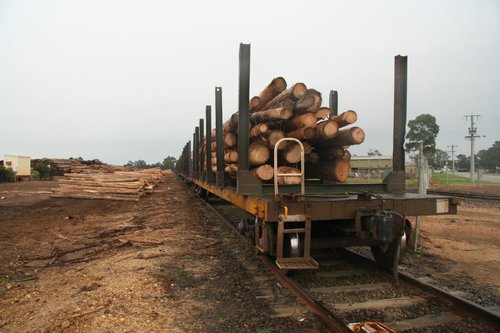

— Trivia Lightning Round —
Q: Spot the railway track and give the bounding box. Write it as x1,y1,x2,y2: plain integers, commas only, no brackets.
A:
204,197,500,332
426,189,500,201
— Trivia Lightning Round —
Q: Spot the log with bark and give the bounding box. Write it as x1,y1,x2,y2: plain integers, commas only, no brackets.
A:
251,164,274,181
312,120,339,142
249,96,261,113
251,77,287,112
306,159,351,183
223,132,237,148
295,89,322,114
265,130,286,150
264,83,307,109
277,166,302,185
285,112,317,131
249,123,269,138
331,110,357,128
249,142,270,165
318,146,345,161
282,142,303,164
305,152,320,164
315,107,331,120
224,148,239,163
321,126,365,147
250,102,293,123
224,164,238,173
285,127,316,141
302,142,313,155
342,149,352,161
223,113,239,133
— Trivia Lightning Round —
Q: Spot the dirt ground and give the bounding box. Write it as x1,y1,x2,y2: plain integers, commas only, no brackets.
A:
401,184,500,302
411,206,499,288
0,175,499,332
1,172,317,333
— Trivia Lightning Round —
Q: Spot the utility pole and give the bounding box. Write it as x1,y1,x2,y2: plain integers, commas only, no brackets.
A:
464,114,481,181
447,144,458,173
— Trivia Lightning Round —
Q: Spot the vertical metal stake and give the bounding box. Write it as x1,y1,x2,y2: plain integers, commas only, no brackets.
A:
393,55,408,173
187,140,192,177
194,127,199,179
329,90,338,117
199,119,204,181
237,43,250,172
215,87,225,187
205,105,214,183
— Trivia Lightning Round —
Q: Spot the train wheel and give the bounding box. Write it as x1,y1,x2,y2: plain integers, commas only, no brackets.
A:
371,240,399,269
237,218,248,235
283,233,302,258
371,219,412,269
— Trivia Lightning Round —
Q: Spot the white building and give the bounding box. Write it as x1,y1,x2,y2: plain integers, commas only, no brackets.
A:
3,154,31,180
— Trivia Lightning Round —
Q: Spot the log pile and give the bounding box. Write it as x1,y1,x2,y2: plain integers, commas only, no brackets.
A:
203,77,365,184
32,158,123,176
51,168,166,201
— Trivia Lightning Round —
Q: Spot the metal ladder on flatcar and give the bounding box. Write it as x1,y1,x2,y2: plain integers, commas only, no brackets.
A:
273,138,318,270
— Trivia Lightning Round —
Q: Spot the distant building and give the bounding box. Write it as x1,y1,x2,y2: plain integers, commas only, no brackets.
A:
350,155,392,179
3,154,31,181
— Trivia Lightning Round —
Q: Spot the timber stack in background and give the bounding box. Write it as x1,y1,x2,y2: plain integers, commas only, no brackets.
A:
32,158,124,175
51,168,166,201
46,159,167,201
206,77,364,183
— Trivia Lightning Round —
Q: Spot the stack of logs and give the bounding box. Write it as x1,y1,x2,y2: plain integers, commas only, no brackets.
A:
206,77,365,183
51,168,166,201
32,158,123,176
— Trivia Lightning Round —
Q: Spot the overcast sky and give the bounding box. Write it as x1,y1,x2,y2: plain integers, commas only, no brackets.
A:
1,0,499,165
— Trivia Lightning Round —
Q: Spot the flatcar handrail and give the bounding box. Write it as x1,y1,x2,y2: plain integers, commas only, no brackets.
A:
273,137,305,197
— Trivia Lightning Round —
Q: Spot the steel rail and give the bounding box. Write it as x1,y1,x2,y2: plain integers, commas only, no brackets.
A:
426,189,500,201
344,249,500,329
259,255,352,333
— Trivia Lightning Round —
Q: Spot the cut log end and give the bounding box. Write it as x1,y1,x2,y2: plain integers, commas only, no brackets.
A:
277,166,301,185
251,164,274,181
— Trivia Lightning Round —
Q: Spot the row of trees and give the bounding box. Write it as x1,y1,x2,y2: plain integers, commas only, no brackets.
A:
125,156,177,170
404,114,498,172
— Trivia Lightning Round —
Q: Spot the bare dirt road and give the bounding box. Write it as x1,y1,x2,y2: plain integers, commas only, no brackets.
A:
1,174,499,332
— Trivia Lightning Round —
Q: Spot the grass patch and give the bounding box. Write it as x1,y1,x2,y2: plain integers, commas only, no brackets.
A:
431,172,495,185
346,177,420,188
346,177,383,184
406,178,418,188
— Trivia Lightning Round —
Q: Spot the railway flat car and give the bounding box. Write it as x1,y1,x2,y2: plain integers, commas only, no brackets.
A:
176,44,458,272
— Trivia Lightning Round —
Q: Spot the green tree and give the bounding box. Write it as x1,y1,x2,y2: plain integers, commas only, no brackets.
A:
133,160,148,169
405,114,440,158
32,163,56,180
367,149,382,156
456,154,469,171
0,166,16,182
430,148,449,169
478,141,500,172
162,156,177,170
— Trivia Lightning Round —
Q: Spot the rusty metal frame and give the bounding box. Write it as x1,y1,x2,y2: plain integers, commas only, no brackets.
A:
192,177,457,222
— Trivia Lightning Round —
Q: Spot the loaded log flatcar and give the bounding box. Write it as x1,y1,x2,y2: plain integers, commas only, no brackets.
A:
176,44,458,272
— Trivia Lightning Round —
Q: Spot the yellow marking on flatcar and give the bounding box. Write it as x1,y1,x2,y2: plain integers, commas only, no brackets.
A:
192,179,268,220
